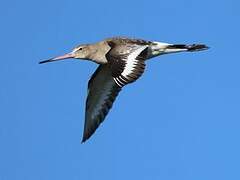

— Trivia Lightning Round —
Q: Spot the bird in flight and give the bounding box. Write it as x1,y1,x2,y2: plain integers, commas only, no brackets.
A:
39,37,209,142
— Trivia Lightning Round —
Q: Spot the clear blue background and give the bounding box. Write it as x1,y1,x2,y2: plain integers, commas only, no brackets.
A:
0,0,239,179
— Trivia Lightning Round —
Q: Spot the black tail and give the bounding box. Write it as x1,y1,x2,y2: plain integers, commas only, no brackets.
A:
168,44,209,52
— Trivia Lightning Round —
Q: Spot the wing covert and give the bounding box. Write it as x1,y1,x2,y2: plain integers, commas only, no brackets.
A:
106,44,148,87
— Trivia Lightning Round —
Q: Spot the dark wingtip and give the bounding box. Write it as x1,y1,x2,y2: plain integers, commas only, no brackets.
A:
81,132,91,143
81,126,100,143
81,128,97,143
81,137,87,143
187,44,210,52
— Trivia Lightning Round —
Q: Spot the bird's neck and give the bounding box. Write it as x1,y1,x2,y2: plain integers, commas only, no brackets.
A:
87,41,110,64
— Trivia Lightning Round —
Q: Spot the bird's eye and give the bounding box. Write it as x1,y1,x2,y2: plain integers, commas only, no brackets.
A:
79,47,83,51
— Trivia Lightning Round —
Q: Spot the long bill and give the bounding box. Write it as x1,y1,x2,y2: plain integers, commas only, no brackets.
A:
39,53,74,64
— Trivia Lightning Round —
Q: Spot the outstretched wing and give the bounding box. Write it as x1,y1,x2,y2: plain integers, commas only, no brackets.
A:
82,65,121,142
106,43,149,87
82,43,149,142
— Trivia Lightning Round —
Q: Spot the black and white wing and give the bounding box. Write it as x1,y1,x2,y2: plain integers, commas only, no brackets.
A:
82,65,121,142
106,43,149,87
82,43,149,142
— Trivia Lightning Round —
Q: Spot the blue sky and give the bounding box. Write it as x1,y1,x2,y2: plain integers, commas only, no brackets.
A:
0,0,240,179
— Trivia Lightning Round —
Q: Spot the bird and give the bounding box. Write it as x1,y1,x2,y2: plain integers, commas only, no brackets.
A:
39,37,209,142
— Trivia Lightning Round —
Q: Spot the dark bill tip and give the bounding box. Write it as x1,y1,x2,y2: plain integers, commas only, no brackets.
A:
39,53,75,64
39,59,54,64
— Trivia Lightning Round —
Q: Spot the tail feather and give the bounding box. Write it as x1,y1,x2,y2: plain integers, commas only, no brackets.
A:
149,41,209,57
168,44,209,52
186,44,209,51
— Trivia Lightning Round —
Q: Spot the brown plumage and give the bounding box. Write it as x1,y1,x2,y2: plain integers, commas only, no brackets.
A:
39,37,209,142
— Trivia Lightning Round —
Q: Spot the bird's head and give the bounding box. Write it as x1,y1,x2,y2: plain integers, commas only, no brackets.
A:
39,44,91,64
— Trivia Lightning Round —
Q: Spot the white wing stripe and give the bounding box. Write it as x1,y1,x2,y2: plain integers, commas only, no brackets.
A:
121,46,147,77
119,76,127,83
114,77,124,87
